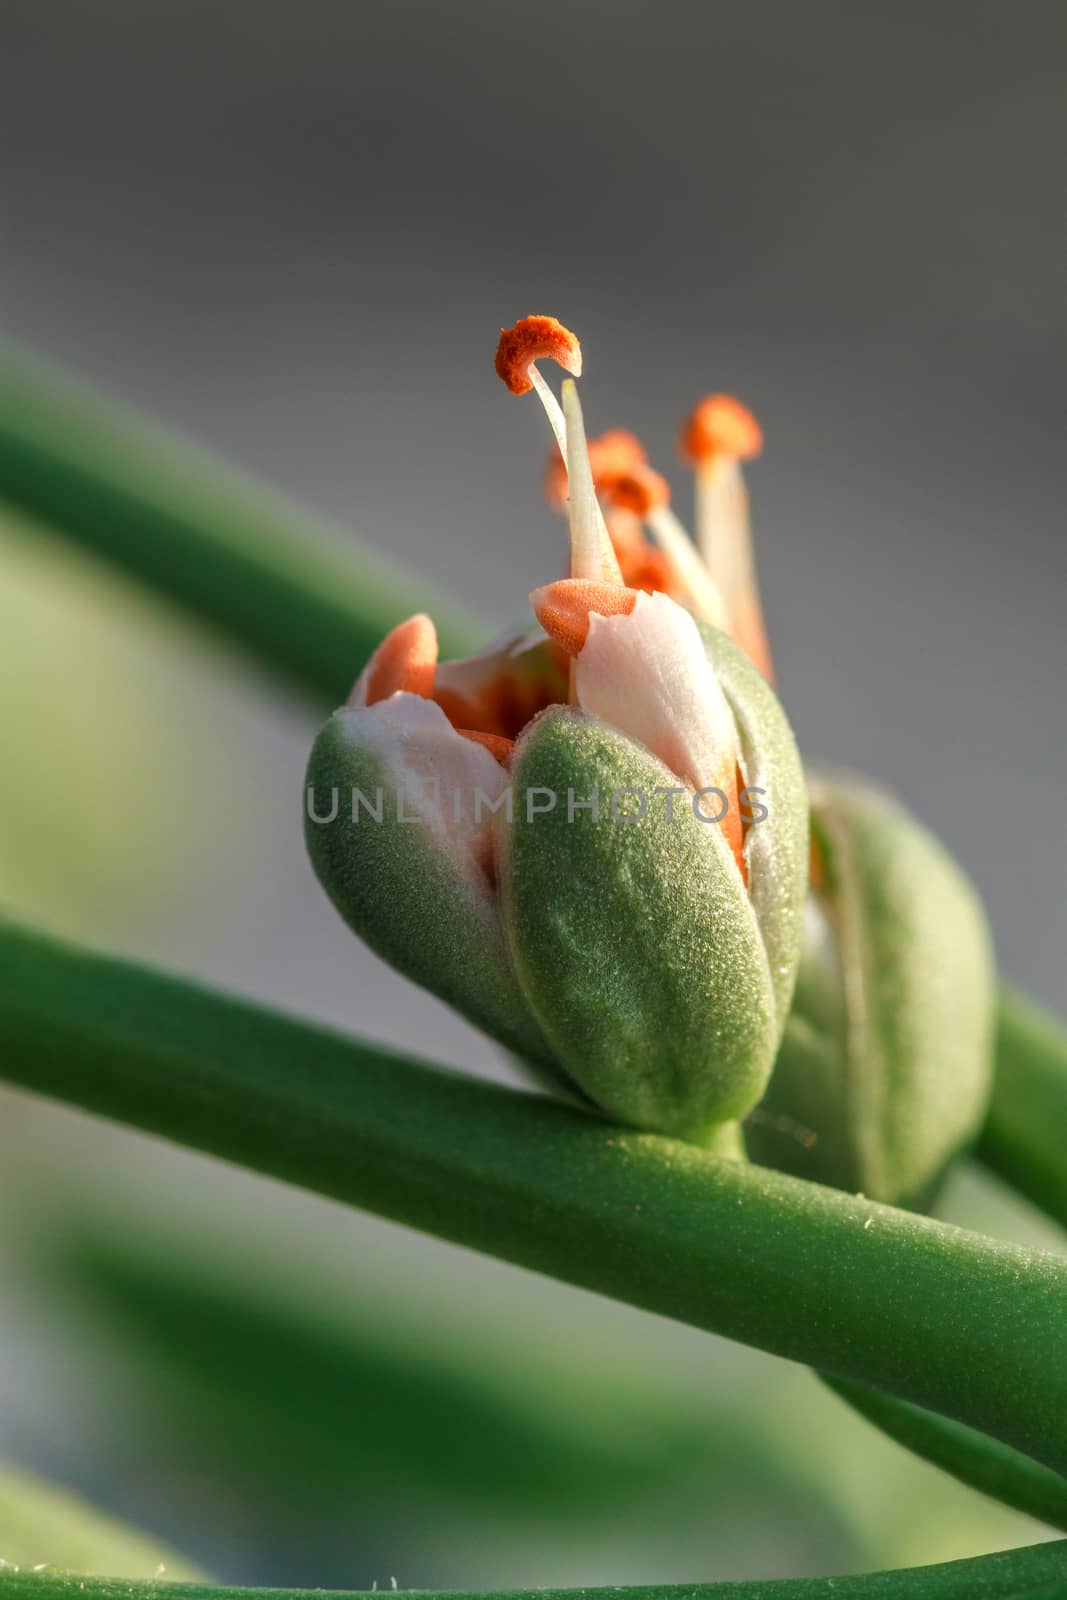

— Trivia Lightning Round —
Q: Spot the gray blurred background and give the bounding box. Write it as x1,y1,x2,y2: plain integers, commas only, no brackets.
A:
1,0,1065,1589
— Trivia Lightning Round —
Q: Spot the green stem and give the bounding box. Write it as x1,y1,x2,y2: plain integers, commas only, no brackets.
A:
2,915,1067,1477
822,1376,1067,1533
815,987,1067,1526
979,989,1067,1231
703,1118,747,1160
0,349,482,702
1,1544,1066,1600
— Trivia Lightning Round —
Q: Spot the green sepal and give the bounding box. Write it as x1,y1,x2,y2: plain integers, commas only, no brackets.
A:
304,706,555,1070
747,771,995,1207
501,706,777,1141
697,623,809,1036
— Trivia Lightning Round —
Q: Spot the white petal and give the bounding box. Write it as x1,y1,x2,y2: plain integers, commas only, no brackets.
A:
335,694,508,878
575,590,737,793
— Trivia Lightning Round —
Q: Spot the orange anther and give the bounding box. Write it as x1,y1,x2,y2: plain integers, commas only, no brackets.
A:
604,509,644,558
592,428,647,477
495,315,583,396
600,462,670,517
544,427,649,509
679,395,763,464
365,614,438,705
456,728,515,763
617,543,681,599
530,579,638,657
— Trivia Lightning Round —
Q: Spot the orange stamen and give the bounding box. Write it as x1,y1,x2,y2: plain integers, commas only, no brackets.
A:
365,614,438,705
601,513,686,600
495,316,582,396
433,650,566,742
456,728,515,763
679,395,763,464
604,508,646,561
726,765,746,878
530,579,638,657
600,462,670,517
544,428,648,509
732,605,776,686
593,428,648,475
617,543,680,598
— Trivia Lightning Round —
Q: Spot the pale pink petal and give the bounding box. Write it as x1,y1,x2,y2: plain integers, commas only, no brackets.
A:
576,590,739,801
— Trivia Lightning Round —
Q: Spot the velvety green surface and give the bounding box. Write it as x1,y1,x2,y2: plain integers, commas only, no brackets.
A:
2,1541,1067,1600
504,708,775,1140
697,624,809,1032
748,772,994,1206
305,708,554,1069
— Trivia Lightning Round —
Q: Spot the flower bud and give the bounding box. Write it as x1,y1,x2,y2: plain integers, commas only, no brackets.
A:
746,772,995,1207
500,606,807,1142
305,316,810,1146
305,629,563,1075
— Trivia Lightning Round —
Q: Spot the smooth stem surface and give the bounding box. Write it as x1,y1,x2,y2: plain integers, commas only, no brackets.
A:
2,1544,1067,1600
2,916,1067,1477
0,349,482,702
823,1377,1067,1533
980,988,1067,1231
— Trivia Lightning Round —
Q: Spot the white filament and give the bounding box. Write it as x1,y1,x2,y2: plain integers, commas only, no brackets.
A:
561,379,607,581
646,504,728,628
528,365,568,457
695,456,755,605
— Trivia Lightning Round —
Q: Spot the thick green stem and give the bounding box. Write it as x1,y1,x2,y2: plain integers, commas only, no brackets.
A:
2,915,1067,1477
979,989,1067,1231
0,349,482,701
1,1544,1066,1600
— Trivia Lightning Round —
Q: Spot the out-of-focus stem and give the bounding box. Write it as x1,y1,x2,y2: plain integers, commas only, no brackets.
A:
0,348,482,703
979,988,1067,1231
823,1375,1067,1533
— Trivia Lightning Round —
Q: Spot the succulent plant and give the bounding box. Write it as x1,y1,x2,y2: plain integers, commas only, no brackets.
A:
306,317,808,1147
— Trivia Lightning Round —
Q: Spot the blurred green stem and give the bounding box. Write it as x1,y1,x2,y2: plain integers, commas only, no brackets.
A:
823,1377,1067,1533
2,914,1067,1478
816,988,1067,1532
979,988,1067,1231
0,349,482,701
2,1543,1066,1600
